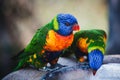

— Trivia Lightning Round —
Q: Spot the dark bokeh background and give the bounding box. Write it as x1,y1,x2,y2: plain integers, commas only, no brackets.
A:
106,0,120,54
0,0,34,79
1,0,119,79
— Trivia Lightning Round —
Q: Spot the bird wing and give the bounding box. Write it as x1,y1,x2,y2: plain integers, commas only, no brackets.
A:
18,22,53,59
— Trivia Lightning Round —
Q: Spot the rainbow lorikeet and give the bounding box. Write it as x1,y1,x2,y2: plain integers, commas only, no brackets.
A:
13,13,80,70
65,29,107,75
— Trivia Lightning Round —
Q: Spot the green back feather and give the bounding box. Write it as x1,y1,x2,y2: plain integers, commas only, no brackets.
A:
72,29,106,54
18,20,54,59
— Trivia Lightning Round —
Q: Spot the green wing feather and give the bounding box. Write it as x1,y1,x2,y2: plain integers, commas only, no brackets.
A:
73,29,106,53
73,29,106,42
13,20,54,70
18,20,54,59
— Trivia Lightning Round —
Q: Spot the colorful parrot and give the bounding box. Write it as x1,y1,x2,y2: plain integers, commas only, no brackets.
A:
67,29,107,75
13,13,80,70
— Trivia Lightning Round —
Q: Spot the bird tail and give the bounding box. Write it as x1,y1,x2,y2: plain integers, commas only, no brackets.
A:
13,59,26,71
11,49,26,71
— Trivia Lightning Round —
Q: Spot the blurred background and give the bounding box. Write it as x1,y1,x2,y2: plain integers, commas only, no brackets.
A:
0,0,108,79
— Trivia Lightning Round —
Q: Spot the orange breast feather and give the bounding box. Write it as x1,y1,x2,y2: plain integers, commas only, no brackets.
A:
44,30,74,51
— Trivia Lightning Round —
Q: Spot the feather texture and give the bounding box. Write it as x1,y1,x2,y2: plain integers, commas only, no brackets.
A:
72,29,106,55
72,29,106,74
13,13,79,70
63,29,107,74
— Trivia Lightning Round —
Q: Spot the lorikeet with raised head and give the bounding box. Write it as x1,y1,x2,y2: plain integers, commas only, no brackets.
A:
13,13,80,70
70,29,107,75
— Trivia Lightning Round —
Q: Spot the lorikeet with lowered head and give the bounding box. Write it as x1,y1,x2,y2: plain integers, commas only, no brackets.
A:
68,29,107,75
13,13,80,70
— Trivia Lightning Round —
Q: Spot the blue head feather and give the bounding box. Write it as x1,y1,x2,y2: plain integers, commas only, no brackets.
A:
56,13,78,36
88,49,104,71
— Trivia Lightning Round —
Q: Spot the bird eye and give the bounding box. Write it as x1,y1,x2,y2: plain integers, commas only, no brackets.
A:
65,22,70,26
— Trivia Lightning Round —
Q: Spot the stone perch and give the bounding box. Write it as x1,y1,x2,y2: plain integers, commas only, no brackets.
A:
2,55,120,80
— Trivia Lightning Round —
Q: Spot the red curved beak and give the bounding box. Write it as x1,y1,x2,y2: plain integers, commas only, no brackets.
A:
72,24,80,31
93,70,96,76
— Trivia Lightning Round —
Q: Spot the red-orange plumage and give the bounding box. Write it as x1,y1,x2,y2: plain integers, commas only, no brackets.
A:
44,30,74,51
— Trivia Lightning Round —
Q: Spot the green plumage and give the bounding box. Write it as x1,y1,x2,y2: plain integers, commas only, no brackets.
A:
73,29,106,53
14,20,54,70
63,29,107,59
24,21,53,56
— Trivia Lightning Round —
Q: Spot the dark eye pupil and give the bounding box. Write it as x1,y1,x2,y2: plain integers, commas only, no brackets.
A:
65,22,70,26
